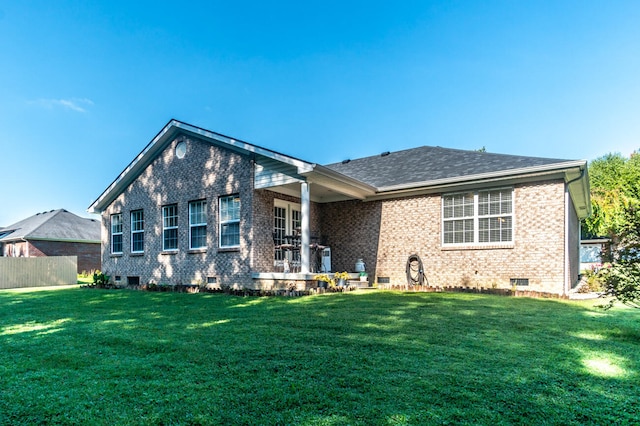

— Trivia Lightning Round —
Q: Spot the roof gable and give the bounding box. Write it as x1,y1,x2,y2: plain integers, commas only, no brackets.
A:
88,119,315,213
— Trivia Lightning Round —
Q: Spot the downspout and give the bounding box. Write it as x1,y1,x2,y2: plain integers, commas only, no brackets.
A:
564,188,570,296
564,167,586,296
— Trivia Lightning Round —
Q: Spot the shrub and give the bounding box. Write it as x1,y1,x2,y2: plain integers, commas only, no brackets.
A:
92,271,111,288
597,205,640,309
598,263,640,309
580,269,604,293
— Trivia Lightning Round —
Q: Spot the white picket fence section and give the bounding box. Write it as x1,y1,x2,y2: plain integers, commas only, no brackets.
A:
0,256,77,289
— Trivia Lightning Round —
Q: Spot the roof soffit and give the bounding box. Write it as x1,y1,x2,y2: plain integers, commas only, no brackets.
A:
565,166,592,219
301,165,376,200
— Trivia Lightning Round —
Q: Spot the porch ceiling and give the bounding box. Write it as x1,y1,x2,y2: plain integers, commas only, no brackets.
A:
258,163,377,203
265,180,368,203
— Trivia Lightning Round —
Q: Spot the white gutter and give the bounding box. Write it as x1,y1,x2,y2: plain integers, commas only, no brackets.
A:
25,237,101,244
564,164,589,295
307,165,377,193
376,160,586,194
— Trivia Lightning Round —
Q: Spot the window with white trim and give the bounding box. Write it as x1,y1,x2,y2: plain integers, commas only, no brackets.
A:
111,213,123,254
478,189,513,243
189,200,207,249
163,204,179,251
219,195,240,248
443,192,475,244
131,210,144,253
442,188,513,245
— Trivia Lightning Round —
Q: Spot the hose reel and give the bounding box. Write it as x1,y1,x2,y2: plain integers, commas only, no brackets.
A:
406,254,428,287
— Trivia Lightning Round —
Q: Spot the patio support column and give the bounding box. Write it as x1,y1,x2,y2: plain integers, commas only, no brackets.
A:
300,181,311,274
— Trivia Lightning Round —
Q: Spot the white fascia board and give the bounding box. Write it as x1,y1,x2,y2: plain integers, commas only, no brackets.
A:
581,238,610,244
173,121,315,173
376,161,587,194
302,165,377,200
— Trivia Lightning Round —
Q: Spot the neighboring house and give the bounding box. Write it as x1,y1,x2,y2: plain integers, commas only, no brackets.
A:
88,120,591,295
0,209,101,273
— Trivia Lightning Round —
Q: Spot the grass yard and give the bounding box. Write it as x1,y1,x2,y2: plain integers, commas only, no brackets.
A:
0,289,638,425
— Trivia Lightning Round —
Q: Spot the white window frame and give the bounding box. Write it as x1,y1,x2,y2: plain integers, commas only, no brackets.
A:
274,199,301,263
219,195,240,248
111,213,123,254
130,210,144,253
189,200,207,250
477,188,514,244
162,204,179,251
274,199,301,235
442,188,514,246
442,192,475,245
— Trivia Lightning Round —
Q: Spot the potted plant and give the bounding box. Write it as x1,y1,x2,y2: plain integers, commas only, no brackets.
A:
313,274,333,289
334,271,350,287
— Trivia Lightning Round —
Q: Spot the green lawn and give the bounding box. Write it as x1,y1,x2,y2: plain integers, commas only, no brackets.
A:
0,289,638,425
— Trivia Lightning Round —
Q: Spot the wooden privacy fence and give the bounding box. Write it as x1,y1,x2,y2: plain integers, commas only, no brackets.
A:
0,256,77,289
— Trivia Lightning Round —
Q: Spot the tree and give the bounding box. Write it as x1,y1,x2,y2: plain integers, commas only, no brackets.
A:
582,152,640,249
583,151,640,308
597,204,640,309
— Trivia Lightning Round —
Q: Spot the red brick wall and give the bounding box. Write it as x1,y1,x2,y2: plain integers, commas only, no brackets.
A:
27,240,101,273
320,180,572,294
320,199,383,277
101,134,255,287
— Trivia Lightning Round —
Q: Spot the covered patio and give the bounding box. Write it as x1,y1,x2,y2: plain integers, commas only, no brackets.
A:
250,156,375,288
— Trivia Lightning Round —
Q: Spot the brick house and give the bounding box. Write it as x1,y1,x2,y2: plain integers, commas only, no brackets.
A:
88,120,591,295
0,209,101,273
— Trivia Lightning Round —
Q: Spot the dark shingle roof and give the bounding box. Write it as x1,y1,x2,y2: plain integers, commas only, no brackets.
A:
324,145,573,188
0,209,100,243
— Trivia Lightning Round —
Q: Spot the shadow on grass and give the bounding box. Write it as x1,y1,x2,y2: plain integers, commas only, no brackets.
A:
0,288,638,425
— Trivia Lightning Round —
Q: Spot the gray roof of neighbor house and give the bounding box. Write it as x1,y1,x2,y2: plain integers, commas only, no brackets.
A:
324,146,572,189
0,209,101,243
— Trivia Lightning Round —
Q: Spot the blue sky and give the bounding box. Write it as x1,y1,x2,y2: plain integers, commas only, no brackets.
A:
1,1,639,226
